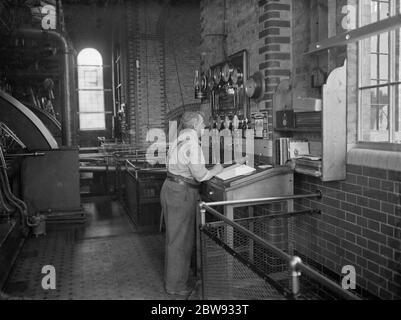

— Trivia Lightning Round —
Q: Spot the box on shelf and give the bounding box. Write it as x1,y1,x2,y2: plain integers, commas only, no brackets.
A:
293,97,322,112
295,112,321,128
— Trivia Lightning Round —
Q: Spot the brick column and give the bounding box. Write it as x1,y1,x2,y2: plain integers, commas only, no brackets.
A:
256,203,288,273
125,0,166,148
255,1,292,269
126,1,138,145
258,0,292,122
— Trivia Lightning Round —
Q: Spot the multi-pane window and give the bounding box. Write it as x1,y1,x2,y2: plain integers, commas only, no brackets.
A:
359,0,401,143
77,48,106,130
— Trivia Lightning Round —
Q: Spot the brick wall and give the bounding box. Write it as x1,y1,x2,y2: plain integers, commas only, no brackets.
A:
290,0,401,299
124,0,200,148
125,0,164,148
165,3,200,114
294,165,401,299
200,0,226,71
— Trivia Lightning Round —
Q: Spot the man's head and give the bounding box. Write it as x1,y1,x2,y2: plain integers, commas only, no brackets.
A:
180,111,205,136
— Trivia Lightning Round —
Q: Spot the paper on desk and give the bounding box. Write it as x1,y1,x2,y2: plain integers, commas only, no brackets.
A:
216,164,256,181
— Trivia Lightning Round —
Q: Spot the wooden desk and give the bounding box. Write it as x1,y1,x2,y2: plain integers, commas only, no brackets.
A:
201,166,294,214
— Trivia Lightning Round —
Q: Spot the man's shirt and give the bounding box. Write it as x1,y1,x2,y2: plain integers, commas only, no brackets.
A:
167,128,212,182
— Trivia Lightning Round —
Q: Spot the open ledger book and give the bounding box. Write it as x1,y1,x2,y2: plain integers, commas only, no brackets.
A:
215,164,256,181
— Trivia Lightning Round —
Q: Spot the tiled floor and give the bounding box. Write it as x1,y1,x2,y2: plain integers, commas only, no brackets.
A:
3,198,200,300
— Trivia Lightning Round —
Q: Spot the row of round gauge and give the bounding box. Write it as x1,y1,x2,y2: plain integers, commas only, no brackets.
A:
200,63,244,92
211,63,244,85
196,64,264,100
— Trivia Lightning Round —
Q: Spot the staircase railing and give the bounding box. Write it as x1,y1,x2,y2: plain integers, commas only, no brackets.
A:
199,194,361,300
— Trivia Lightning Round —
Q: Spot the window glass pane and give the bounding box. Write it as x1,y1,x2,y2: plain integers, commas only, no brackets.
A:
378,86,389,104
379,2,390,20
370,105,389,141
360,36,376,86
84,70,98,86
379,32,388,53
371,106,379,130
360,88,389,142
77,48,103,66
361,89,373,139
395,85,401,143
78,90,105,113
79,113,106,130
371,54,378,81
371,0,378,23
379,54,389,80
397,28,401,81
371,88,378,105
78,66,103,89
360,0,375,26
371,35,378,51
378,105,389,130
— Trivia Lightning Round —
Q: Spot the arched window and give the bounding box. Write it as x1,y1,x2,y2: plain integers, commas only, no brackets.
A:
77,48,105,130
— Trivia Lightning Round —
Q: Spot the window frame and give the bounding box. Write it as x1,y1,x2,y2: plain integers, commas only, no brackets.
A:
357,0,401,146
77,48,106,131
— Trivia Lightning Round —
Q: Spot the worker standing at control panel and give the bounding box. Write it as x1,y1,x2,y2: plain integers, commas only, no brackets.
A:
160,111,223,296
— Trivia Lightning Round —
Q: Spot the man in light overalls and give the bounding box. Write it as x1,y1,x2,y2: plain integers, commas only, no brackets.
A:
161,111,223,296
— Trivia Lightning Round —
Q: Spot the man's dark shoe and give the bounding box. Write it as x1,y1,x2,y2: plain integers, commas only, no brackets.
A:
165,286,193,296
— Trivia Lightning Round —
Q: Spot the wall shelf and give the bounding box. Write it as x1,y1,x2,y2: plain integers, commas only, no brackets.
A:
294,167,322,178
272,60,347,182
274,127,322,133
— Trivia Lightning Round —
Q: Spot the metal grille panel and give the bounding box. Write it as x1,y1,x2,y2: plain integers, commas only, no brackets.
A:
200,210,358,300
201,225,286,300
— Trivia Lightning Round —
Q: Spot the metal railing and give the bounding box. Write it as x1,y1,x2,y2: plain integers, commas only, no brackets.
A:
199,193,361,300
201,192,323,210
78,146,157,197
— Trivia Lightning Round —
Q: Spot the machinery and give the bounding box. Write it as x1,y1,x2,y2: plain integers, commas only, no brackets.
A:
0,90,84,220
0,89,83,289
0,90,58,150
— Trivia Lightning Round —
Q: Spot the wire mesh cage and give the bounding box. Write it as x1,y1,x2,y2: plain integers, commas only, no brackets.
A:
200,205,361,300
200,213,291,300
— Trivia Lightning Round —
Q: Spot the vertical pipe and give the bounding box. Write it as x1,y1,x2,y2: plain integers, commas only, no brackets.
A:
15,28,73,146
197,202,207,296
62,37,72,146
69,50,78,146
111,20,116,141
199,203,206,226
290,256,302,299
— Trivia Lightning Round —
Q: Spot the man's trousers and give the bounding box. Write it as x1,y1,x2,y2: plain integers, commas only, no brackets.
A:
160,179,199,292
